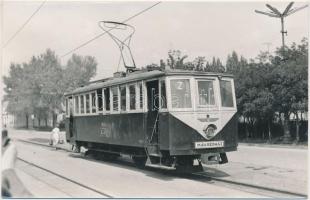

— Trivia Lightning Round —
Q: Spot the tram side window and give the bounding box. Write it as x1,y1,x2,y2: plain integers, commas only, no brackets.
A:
111,87,119,111
75,96,79,114
129,84,136,110
65,99,68,116
104,88,110,111
138,82,143,109
160,80,167,109
85,94,90,113
120,86,126,111
91,92,96,113
80,95,85,114
170,79,192,108
69,98,74,115
220,80,234,107
97,89,103,112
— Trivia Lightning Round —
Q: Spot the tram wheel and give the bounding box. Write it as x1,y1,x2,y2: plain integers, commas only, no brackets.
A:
177,156,194,166
132,156,147,168
103,153,120,161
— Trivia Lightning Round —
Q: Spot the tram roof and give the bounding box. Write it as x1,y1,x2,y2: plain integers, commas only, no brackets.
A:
65,69,233,96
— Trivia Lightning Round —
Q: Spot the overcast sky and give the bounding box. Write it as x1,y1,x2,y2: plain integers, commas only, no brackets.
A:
1,1,309,81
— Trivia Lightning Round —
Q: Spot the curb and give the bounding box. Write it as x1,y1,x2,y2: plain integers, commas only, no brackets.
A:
16,139,72,152
238,143,308,149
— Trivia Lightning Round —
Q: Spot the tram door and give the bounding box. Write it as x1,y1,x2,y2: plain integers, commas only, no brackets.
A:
68,97,74,139
146,80,159,146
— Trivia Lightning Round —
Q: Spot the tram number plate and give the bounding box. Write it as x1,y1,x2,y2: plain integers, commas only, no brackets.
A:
195,141,224,149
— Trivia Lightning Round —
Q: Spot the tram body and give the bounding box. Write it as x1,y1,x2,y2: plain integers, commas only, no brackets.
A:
64,69,238,171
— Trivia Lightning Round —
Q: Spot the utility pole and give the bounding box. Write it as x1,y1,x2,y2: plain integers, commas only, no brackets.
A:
255,2,308,49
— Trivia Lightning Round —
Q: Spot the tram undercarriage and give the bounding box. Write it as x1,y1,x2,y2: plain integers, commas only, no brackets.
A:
72,141,228,173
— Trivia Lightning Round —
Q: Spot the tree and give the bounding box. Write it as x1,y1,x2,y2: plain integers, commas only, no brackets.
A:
3,63,33,128
235,38,308,142
193,56,205,71
167,50,188,69
269,38,308,142
256,51,272,64
63,54,97,93
3,49,97,128
226,51,240,74
159,59,166,69
205,57,225,72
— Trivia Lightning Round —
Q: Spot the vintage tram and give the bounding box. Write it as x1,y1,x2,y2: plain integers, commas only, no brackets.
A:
64,68,238,172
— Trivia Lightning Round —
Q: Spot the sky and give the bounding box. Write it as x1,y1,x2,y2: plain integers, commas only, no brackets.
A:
1,1,309,81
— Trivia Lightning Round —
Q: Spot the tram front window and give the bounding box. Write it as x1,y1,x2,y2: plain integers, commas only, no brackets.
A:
197,80,215,107
220,80,234,107
170,79,192,108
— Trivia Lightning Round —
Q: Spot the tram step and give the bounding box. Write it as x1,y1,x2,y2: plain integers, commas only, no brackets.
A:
148,153,161,157
146,144,161,156
146,163,175,170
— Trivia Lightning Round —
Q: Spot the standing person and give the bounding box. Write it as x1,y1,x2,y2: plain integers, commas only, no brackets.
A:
49,124,60,150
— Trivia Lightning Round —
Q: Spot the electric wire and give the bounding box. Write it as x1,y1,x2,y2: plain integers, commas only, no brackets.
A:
2,0,47,48
60,1,161,58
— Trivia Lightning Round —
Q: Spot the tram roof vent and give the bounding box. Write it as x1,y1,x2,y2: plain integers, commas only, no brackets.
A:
113,71,126,78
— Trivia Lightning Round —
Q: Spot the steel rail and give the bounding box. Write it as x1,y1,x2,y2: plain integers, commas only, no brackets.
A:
192,172,307,198
17,157,114,198
16,139,307,198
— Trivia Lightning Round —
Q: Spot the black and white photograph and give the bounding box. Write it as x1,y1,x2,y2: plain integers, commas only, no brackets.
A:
1,0,309,198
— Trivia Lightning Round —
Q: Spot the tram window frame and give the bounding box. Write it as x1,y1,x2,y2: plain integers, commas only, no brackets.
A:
219,78,236,109
159,79,167,110
65,98,69,117
169,78,193,110
91,92,96,114
66,97,73,117
80,94,85,114
97,89,103,113
120,85,127,112
104,88,110,113
196,79,217,108
138,81,144,111
74,95,79,115
128,83,137,111
85,93,91,114
111,86,120,113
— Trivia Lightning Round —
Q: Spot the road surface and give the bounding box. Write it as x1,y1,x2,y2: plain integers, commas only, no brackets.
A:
5,129,308,198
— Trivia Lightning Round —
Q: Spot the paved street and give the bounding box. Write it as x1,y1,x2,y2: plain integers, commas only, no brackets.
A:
5,129,308,198
203,145,308,194
207,145,308,195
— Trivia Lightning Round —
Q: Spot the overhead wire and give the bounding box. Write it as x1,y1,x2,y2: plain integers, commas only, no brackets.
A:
60,1,161,58
2,0,47,48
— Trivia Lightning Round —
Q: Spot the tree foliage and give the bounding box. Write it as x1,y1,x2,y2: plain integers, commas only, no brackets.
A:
232,38,308,142
3,49,97,127
160,50,225,72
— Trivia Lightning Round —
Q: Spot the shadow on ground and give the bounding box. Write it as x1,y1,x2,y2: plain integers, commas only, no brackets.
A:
67,152,228,183
200,166,230,177
28,138,50,144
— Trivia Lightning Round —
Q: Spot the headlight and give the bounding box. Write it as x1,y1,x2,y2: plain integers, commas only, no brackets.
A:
203,125,217,139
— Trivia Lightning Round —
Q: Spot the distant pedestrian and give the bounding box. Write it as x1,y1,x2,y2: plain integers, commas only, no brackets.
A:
49,124,60,150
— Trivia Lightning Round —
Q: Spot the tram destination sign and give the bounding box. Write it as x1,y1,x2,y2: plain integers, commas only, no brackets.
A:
194,141,224,149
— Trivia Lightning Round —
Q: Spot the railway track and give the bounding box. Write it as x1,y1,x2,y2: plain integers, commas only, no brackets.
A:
16,139,307,198
190,172,307,198
17,157,114,198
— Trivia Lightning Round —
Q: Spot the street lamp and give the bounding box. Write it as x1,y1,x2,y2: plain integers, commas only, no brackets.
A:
255,2,308,49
